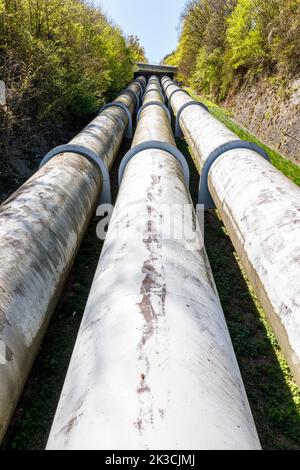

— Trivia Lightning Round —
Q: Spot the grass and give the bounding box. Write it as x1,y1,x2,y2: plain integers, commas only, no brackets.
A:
186,88,300,187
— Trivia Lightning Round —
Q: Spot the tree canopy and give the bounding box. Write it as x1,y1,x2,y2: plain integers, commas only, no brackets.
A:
164,0,300,99
127,35,148,64
0,0,146,159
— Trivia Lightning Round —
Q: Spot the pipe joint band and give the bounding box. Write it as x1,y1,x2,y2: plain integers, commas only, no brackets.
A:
161,78,171,86
121,89,140,112
164,82,175,94
148,80,160,87
39,144,111,205
136,78,146,91
144,88,165,102
99,101,133,139
134,81,144,98
137,101,171,123
198,140,271,209
175,100,209,138
145,84,163,93
118,140,190,187
147,80,162,88
168,88,190,109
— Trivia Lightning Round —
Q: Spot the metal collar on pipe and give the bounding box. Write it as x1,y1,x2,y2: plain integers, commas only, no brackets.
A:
134,81,144,98
99,101,133,139
136,77,146,90
175,101,209,138
147,79,161,86
146,84,163,93
144,88,165,102
118,140,190,187
168,89,191,111
137,101,171,123
145,84,163,92
164,82,175,94
120,89,140,112
198,140,270,209
40,144,112,204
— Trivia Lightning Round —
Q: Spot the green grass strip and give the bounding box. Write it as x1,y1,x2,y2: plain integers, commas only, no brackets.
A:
187,88,300,187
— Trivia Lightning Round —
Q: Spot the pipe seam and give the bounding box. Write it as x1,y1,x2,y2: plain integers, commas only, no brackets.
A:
168,89,191,112
39,144,112,204
175,101,209,138
198,140,270,209
99,101,133,139
135,76,146,91
164,82,175,94
120,89,140,112
134,81,144,98
145,84,163,93
146,80,162,89
118,140,190,187
144,88,165,102
137,101,171,124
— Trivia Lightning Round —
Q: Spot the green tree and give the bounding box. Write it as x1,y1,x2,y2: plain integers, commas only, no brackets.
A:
226,0,266,71
126,35,148,63
268,0,300,73
165,0,297,99
0,0,136,163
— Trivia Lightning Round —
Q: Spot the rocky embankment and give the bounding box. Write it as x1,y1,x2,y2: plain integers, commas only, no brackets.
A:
0,124,78,204
224,77,300,167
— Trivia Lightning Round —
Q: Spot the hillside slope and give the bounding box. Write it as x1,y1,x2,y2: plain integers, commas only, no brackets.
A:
224,76,300,167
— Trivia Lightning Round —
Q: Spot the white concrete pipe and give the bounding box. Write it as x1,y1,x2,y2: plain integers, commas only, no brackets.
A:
46,76,260,450
136,76,147,91
162,76,300,387
0,78,144,441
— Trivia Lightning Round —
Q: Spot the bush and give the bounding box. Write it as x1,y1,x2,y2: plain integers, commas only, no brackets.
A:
0,0,137,162
269,0,300,74
192,47,223,96
168,0,299,99
226,0,267,71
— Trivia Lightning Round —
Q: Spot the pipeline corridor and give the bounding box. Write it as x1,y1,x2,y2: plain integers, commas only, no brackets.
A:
0,73,299,449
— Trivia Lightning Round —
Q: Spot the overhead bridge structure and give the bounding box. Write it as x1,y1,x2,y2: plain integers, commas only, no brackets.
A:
134,63,177,80
0,68,299,450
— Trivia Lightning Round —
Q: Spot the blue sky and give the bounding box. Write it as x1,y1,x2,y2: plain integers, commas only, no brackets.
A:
98,0,187,63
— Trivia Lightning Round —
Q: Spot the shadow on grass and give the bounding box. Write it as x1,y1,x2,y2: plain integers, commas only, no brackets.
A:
178,139,300,450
